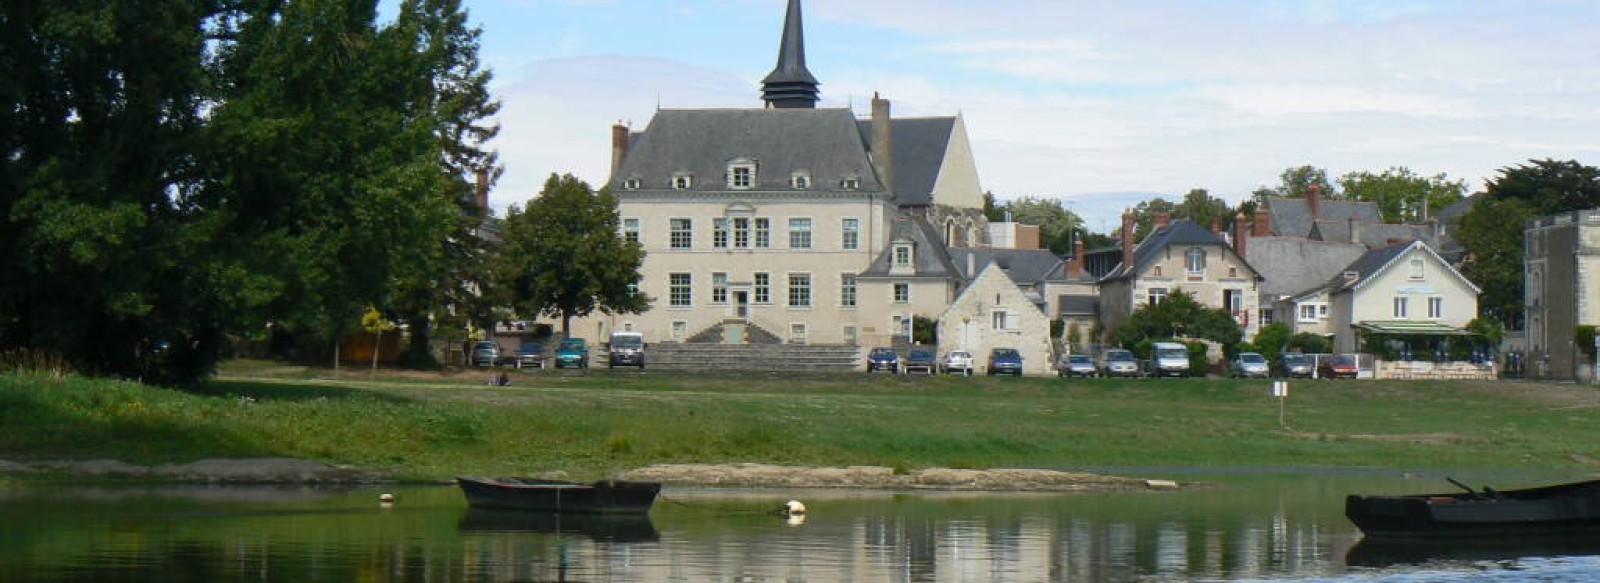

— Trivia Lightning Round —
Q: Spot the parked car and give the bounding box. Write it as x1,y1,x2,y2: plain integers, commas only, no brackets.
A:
1278,352,1313,378
903,348,937,375
1230,352,1270,378
941,350,974,375
515,341,545,369
1098,348,1140,378
987,348,1024,376
1150,341,1191,377
607,331,646,369
471,341,500,367
1318,354,1359,379
554,338,589,369
866,347,899,373
1056,354,1096,378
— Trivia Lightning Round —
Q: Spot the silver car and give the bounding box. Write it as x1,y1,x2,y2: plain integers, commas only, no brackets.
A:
1230,352,1270,378
941,350,974,375
1056,354,1097,377
1098,349,1140,377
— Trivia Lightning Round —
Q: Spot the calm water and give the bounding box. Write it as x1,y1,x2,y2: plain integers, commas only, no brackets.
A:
3,470,1599,582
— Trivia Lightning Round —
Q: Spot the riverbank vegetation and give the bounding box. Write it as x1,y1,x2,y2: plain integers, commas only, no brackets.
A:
2,361,1597,481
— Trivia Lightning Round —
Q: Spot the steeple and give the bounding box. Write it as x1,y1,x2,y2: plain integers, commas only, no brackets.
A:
761,0,820,109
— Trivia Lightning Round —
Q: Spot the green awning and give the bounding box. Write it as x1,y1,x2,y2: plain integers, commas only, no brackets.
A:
1353,320,1474,336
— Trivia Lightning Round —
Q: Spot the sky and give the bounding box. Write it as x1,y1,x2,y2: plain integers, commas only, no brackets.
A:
456,0,1600,232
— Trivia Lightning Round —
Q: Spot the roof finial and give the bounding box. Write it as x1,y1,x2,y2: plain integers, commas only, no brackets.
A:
761,0,820,109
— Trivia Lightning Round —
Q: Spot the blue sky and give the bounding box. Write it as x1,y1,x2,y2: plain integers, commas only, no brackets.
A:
450,0,1600,231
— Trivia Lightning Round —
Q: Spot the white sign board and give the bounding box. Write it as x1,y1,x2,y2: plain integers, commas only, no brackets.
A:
1272,380,1288,397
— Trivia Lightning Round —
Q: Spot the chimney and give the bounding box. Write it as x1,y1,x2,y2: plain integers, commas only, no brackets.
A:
610,121,630,184
871,92,894,194
1307,184,1323,220
1121,209,1136,273
1069,237,1086,279
966,252,975,278
1348,215,1360,245
1233,211,1248,257
1211,217,1222,237
475,167,490,214
1155,212,1171,230
1254,208,1271,237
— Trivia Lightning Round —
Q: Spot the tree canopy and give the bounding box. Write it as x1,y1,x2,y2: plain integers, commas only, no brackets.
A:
1253,165,1336,203
1110,291,1242,350
1338,167,1465,223
1456,159,1600,327
496,174,649,335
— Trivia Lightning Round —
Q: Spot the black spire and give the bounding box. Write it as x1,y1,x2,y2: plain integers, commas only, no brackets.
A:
761,0,820,109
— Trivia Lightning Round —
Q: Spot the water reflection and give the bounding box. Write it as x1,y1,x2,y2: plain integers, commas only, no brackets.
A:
2,474,1598,582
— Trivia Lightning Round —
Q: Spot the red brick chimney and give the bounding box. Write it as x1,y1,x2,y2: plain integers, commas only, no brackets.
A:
1233,211,1248,257
1254,208,1271,237
610,121,631,184
1069,237,1086,279
1121,209,1136,273
1155,212,1171,230
1307,183,1323,220
871,92,894,194
475,167,490,214
1211,217,1222,237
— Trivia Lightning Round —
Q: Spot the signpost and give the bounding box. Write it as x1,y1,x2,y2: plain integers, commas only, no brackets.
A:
1272,380,1289,428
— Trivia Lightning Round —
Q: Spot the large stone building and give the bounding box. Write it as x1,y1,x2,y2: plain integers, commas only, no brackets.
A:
1525,209,1600,379
569,0,1027,355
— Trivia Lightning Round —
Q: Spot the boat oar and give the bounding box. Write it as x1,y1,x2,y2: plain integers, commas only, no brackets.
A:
1447,477,1483,499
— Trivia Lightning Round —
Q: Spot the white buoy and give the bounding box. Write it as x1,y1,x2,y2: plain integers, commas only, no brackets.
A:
783,499,807,516
379,493,396,503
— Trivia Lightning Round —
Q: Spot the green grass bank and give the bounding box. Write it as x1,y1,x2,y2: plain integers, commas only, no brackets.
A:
2,360,1597,481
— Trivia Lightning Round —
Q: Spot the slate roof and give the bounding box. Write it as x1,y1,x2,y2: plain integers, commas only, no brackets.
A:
856,117,955,206
857,215,961,279
1322,239,1480,295
1309,220,1435,249
611,108,884,194
1104,219,1257,281
1058,295,1099,316
1245,237,1366,298
1266,196,1381,239
947,247,1065,284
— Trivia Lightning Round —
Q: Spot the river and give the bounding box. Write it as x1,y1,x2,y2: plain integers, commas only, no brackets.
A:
3,469,1598,582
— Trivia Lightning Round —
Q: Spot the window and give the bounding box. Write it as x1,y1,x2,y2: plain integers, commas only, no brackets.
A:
1319,305,1328,317
1410,258,1425,280
841,177,861,190
787,273,812,307
671,321,688,340
669,273,692,307
622,218,640,244
841,218,860,250
1228,267,1238,278
732,217,750,248
624,177,641,190
670,218,692,249
791,172,811,190
1428,297,1443,319
1153,266,1163,277
992,310,1014,330
672,174,693,190
1186,248,1206,275
712,272,728,304
840,274,857,307
729,162,755,189
1148,287,1168,305
713,218,729,248
789,218,812,249
1299,304,1318,322
789,323,808,344
754,218,771,248
843,325,858,345
753,272,771,304
893,244,912,267
893,283,910,304
1393,297,1409,318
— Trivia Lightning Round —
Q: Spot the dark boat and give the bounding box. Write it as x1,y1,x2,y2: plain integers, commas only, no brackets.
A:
456,476,660,514
1346,478,1600,539
1346,535,1600,568
459,507,660,542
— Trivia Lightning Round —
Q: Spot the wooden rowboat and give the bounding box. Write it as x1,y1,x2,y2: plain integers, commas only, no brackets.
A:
456,476,660,514
1346,478,1600,539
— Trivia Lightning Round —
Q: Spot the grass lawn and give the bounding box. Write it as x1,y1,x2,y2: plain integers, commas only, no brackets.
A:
2,360,1597,481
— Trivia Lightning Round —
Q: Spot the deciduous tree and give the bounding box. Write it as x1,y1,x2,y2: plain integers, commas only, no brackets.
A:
1338,167,1465,223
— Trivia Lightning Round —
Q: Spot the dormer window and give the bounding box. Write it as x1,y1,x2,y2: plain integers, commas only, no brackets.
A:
841,176,861,190
791,172,811,190
623,177,642,190
893,243,913,268
672,173,694,190
727,159,757,190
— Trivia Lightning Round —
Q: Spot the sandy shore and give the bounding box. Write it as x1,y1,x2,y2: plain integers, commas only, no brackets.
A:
0,458,1181,491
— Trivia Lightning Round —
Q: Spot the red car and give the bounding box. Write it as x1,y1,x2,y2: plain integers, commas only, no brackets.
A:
1318,355,1359,379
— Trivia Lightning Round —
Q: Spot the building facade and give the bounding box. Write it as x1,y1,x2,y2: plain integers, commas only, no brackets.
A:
1525,209,1600,379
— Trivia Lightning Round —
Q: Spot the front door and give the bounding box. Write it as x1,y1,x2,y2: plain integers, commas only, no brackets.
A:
734,291,750,318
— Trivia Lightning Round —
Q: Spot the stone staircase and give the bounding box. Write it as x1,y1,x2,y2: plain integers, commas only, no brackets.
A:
634,343,861,372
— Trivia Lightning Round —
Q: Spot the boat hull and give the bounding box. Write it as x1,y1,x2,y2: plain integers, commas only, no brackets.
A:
1346,479,1600,539
456,476,660,514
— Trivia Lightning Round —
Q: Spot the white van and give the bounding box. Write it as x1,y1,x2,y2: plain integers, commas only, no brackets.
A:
607,332,646,369
1150,342,1191,377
